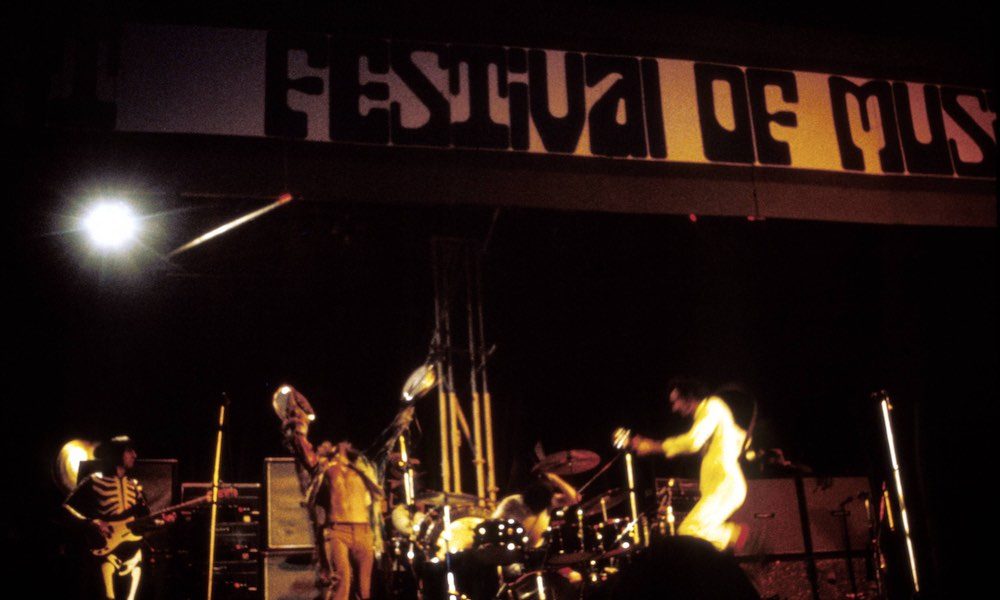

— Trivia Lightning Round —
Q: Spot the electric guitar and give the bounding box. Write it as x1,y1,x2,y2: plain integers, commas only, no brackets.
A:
89,486,238,556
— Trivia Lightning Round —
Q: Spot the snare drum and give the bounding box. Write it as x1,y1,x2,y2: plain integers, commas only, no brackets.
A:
472,518,528,565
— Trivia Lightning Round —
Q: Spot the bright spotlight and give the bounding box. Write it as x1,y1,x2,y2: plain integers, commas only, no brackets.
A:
82,201,139,250
53,438,98,493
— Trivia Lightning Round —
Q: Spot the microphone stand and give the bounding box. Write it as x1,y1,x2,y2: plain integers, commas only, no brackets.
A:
206,393,229,600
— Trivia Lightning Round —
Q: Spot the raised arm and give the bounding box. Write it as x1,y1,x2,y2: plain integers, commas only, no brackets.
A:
288,425,319,470
629,398,720,458
661,399,719,457
544,471,582,507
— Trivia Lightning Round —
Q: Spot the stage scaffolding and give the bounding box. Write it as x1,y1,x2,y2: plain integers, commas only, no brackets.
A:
429,237,498,504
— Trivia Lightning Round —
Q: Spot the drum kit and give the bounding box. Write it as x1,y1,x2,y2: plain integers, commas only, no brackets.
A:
384,448,700,599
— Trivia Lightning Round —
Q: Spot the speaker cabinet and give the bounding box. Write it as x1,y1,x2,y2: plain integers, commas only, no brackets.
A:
78,458,177,512
802,477,872,553
265,457,315,549
263,550,317,600
732,478,805,556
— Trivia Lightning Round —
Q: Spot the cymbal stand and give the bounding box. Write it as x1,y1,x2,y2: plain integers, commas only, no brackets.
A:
657,478,677,536
624,452,641,545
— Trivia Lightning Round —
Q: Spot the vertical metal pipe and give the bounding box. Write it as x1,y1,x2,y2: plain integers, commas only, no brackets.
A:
475,252,498,501
436,366,451,494
449,387,463,495
466,251,486,500
879,394,920,593
206,399,227,600
441,244,462,494
625,452,640,544
432,242,451,493
399,435,414,505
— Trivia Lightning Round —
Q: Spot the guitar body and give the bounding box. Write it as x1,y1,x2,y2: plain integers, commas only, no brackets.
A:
91,517,143,557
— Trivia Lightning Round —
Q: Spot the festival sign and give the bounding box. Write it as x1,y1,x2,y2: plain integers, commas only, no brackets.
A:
58,24,997,180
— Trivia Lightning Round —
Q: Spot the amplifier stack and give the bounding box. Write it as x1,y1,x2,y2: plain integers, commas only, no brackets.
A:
262,457,317,600
178,482,263,599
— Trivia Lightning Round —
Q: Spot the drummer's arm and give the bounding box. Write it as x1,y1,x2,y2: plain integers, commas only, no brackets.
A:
545,472,582,507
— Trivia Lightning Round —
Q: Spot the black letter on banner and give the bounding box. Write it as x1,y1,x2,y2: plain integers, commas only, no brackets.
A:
641,58,667,159
508,48,529,151
264,31,327,139
941,87,996,178
586,55,647,157
892,83,953,175
694,63,755,163
829,77,904,173
390,41,450,147
329,38,389,144
746,68,797,166
449,44,509,149
528,50,586,153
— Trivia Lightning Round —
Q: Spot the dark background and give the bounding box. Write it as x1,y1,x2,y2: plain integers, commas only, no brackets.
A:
5,1,995,598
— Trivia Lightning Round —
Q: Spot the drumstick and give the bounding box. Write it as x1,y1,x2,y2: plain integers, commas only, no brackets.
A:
577,452,623,495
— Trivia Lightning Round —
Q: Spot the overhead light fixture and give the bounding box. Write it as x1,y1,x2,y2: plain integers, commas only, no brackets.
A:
82,200,140,250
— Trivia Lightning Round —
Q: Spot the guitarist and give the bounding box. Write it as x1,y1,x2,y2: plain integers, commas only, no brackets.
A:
63,435,150,600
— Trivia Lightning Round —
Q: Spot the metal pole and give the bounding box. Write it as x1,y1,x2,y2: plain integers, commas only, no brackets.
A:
205,395,228,600
475,250,498,502
625,452,641,545
466,251,486,501
432,242,452,493
877,391,920,594
399,434,415,506
441,243,462,495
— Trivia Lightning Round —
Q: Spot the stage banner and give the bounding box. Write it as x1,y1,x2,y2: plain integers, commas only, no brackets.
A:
50,24,995,180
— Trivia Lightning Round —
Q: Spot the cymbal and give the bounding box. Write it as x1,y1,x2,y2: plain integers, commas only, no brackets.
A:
415,490,480,506
578,488,628,518
532,450,600,475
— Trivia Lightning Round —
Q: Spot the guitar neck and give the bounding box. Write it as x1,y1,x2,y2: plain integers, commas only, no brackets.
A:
136,490,229,524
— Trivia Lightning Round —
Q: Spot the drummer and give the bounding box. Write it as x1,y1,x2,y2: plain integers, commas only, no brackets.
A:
492,470,582,548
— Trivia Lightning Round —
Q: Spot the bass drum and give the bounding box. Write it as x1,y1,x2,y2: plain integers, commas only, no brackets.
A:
430,516,486,560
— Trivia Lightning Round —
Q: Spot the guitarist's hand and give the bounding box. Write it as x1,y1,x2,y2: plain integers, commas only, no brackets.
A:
91,519,112,538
